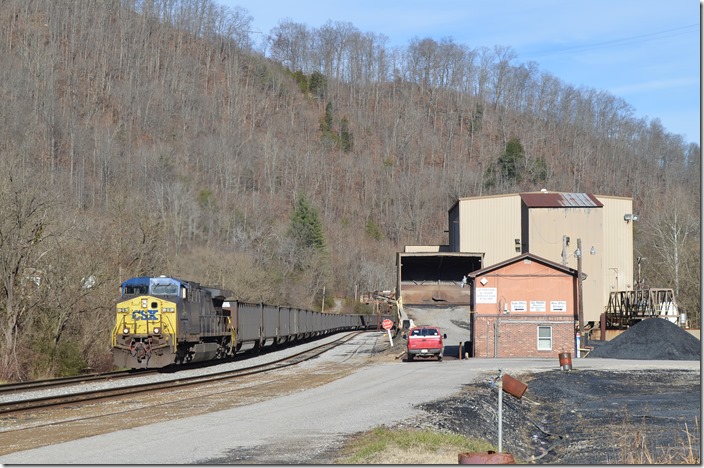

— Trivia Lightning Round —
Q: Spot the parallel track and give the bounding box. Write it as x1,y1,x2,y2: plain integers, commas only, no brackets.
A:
0,369,157,397
0,331,362,417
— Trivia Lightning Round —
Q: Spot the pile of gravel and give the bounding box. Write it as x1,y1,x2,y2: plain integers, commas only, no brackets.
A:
589,317,700,360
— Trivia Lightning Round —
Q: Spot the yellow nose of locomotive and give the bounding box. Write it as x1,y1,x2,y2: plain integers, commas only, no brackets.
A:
112,295,178,368
116,296,163,335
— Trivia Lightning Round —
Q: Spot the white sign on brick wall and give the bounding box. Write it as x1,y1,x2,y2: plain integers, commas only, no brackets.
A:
476,287,497,304
529,300,546,312
550,300,567,312
511,301,527,312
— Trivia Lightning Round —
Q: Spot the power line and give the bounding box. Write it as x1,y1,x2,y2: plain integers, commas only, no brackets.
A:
521,24,698,59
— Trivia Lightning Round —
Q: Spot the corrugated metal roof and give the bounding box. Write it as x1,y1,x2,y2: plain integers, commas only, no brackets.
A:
520,192,603,208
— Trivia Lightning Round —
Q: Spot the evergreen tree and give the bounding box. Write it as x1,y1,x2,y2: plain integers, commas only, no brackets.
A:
484,137,527,190
322,102,334,133
288,194,326,251
340,116,353,152
291,70,308,94
309,71,327,98
498,137,525,181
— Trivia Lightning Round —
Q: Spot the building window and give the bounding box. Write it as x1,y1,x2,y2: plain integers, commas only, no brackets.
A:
537,326,552,350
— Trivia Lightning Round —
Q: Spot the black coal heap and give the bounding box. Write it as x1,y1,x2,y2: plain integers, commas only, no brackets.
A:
589,317,700,360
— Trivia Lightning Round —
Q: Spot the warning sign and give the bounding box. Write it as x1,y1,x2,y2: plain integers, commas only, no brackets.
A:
476,287,497,304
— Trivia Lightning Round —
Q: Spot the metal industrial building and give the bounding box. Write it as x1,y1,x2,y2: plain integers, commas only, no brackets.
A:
397,191,636,330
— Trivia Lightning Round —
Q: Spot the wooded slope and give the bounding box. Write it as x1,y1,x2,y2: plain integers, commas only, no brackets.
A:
0,0,698,379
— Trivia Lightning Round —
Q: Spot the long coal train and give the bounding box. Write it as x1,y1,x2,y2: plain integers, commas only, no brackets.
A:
111,276,393,369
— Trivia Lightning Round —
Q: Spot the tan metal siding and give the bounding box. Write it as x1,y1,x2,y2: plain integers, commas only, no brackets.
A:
597,195,635,300
436,192,634,331
458,194,522,266
527,207,604,325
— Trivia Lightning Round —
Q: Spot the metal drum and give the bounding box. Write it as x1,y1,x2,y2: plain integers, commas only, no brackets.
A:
459,451,516,464
558,352,573,371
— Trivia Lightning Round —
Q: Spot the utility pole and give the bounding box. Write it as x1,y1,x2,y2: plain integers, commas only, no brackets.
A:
576,238,584,346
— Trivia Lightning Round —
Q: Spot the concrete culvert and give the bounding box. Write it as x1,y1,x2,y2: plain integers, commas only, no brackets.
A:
589,317,700,360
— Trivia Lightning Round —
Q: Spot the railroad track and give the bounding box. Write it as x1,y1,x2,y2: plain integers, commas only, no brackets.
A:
0,331,362,417
0,369,158,397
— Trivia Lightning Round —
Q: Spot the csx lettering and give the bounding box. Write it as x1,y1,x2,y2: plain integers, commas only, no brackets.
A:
132,310,158,321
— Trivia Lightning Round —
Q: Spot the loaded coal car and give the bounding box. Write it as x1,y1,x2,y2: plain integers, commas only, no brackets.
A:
111,276,377,369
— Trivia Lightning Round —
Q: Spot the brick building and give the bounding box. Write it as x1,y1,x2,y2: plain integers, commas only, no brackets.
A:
468,253,579,358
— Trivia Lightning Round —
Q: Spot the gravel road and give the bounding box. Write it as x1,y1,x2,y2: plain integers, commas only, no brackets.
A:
0,330,698,465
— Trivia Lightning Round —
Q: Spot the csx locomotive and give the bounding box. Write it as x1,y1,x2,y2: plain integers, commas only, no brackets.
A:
111,276,391,369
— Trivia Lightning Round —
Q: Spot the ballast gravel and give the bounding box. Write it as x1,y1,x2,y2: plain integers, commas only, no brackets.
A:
0,332,357,405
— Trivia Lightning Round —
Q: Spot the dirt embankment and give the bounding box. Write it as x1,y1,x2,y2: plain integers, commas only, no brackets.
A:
404,367,700,464
404,318,701,464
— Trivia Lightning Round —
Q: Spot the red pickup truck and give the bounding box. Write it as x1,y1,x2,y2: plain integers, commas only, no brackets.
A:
404,326,447,361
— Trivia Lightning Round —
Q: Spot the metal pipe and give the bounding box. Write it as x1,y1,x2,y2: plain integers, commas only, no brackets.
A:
498,369,503,453
494,319,499,357
577,238,585,350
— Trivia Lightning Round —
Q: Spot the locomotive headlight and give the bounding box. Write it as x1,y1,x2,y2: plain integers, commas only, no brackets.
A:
153,327,161,335
122,327,130,334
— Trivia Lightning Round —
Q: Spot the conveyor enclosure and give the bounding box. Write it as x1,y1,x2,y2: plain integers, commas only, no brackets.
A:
397,252,483,305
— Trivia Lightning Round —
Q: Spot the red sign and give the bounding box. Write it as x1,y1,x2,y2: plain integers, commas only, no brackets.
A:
382,319,393,330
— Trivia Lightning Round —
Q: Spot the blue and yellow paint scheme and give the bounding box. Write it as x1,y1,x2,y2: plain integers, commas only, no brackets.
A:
111,275,386,369
111,276,185,368
112,276,235,368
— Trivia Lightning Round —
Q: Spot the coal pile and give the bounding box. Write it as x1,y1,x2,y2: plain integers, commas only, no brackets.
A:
589,317,700,360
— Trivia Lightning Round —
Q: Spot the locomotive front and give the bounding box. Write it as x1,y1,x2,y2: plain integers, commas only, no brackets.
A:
111,276,183,368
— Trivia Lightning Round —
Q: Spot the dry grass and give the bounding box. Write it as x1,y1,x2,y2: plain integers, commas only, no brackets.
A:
618,417,700,464
335,426,495,464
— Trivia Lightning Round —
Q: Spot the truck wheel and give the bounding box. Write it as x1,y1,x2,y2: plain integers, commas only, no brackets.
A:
407,353,414,362
438,354,443,361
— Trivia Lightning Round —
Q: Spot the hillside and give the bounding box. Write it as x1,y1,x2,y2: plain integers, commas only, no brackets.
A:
0,0,699,380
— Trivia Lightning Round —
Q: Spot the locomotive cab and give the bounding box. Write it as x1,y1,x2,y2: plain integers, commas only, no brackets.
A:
111,276,235,369
112,276,184,368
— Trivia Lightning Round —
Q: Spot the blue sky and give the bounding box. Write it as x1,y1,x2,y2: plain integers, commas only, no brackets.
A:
220,0,700,146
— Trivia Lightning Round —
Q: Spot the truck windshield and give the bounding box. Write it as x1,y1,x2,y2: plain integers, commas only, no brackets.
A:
411,328,439,337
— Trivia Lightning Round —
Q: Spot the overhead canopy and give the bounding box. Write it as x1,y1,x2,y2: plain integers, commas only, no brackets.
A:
398,252,483,305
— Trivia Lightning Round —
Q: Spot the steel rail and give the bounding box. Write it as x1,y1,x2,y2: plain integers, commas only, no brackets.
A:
0,331,361,416
0,369,157,396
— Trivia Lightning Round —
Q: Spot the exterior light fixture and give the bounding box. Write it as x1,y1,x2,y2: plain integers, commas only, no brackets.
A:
624,213,639,223
590,246,596,255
